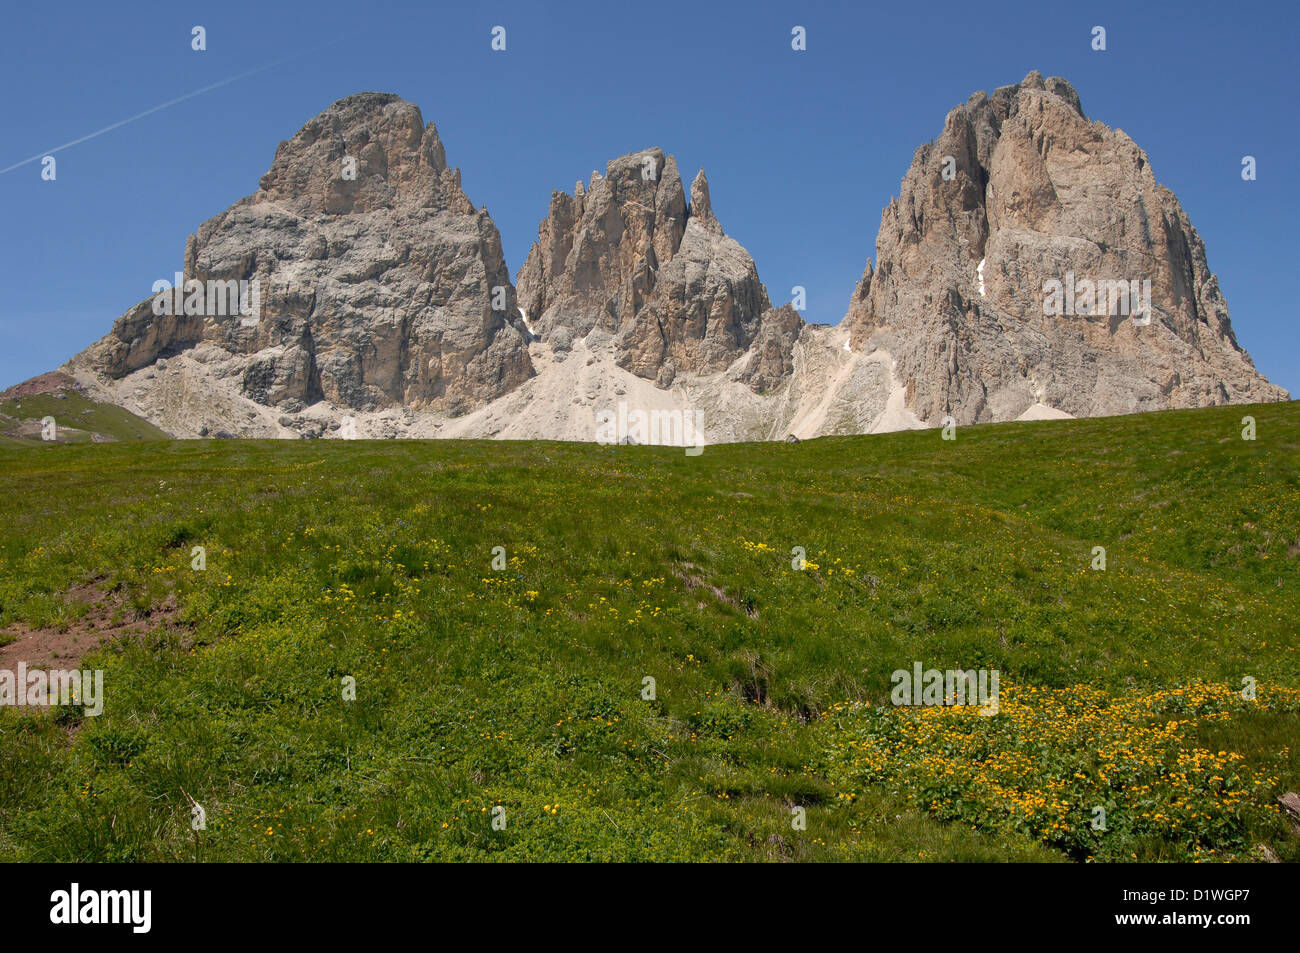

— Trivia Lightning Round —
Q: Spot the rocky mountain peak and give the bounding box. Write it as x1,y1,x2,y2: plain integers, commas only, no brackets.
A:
515,148,799,391
515,147,686,342
255,93,473,216
68,93,532,434
843,70,1286,423
689,169,721,234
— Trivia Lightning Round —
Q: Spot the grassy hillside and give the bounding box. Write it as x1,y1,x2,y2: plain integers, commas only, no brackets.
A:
0,388,170,444
0,401,1296,862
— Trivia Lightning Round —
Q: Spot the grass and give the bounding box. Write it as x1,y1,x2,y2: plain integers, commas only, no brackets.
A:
0,400,1296,861
0,390,171,444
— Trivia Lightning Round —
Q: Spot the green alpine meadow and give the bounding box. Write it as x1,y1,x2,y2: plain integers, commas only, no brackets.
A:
1,401,1297,862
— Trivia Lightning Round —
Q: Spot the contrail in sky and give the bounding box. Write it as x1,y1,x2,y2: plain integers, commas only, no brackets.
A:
0,40,343,176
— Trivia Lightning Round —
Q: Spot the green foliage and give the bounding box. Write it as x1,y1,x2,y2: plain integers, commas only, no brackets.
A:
0,401,1296,861
0,391,170,444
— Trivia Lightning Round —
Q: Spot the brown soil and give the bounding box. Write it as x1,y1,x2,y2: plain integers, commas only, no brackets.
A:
0,578,184,673
0,370,79,400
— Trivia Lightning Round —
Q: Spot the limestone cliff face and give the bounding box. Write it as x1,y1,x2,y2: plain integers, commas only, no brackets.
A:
516,149,686,343
515,152,800,391
842,71,1287,424
73,93,532,417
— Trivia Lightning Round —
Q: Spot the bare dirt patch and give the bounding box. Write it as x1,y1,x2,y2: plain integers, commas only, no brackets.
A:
0,579,183,673
0,371,80,400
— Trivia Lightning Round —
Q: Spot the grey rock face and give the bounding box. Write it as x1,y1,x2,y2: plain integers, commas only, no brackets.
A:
737,304,804,393
74,93,532,416
842,71,1288,423
516,153,802,390
516,148,686,342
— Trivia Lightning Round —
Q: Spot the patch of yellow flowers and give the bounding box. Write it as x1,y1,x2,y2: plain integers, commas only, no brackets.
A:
823,680,1300,860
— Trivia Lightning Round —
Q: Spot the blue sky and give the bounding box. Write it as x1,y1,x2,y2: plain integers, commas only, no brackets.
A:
2,0,1296,395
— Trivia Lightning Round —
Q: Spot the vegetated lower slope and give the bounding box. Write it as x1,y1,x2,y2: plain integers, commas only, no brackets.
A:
0,373,169,445
0,401,1296,861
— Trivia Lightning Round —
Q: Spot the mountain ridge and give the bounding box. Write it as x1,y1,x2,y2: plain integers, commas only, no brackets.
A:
51,74,1286,442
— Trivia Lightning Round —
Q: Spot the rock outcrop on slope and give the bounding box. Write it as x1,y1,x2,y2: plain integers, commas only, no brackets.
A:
515,150,800,392
841,71,1287,424
69,93,532,435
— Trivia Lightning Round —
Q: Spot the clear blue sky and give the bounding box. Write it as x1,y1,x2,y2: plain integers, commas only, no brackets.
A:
2,0,1296,395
